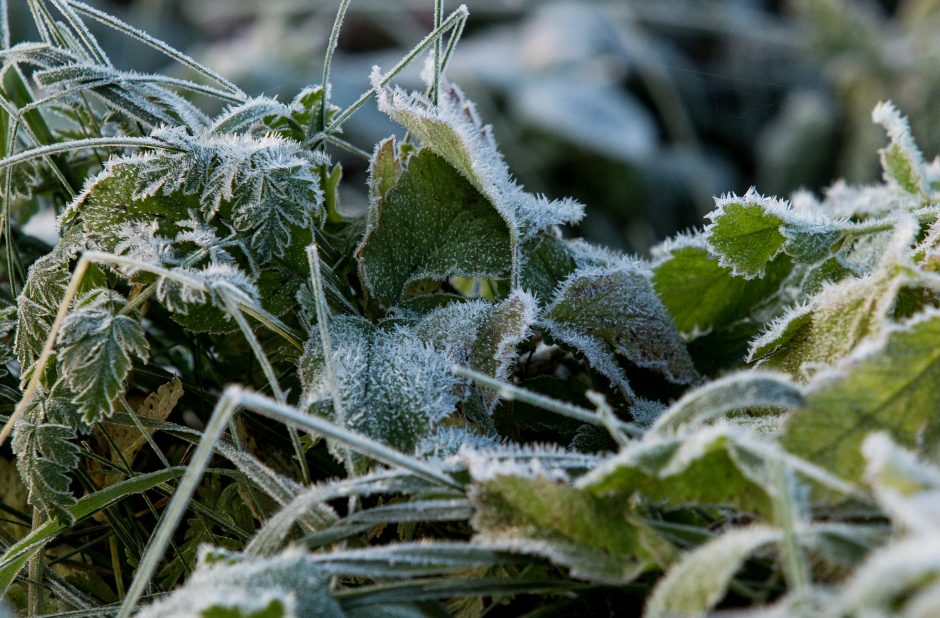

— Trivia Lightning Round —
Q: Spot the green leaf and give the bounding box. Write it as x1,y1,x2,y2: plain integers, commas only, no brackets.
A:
415,290,536,412
644,525,782,618
579,426,777,518
749,223,915,379
519,233,578,304
705,190,842,279
356,148,513,306
705,195,787,278
0,467,185,595
11,416,79,523
299,317,459,460
57,303,149,424
781,310,940,485
541,259,697,394
872,101,926,195
14,253,69,374
470,474,656,584
652,235,789,334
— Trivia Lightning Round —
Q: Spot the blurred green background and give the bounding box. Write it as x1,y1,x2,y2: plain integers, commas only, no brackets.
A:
14,0,940,253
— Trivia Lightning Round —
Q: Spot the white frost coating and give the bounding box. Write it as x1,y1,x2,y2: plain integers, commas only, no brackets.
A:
748,217,919,374
872,100,928,194
462,442,600,482
300,317,461,458
112,220,175,274
136,546,343,618
542,257,697,391
373,73,584,248
704,187,846,278
415,426,501,462
648,229,706,264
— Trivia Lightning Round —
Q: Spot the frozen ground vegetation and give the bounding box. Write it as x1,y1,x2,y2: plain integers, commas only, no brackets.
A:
0,2,939,617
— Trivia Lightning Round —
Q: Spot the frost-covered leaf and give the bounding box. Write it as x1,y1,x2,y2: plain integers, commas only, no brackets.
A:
872,101,927,195
750,221,918,379
469,473,656,584
356,147,513,306
645,525,782,618
14,253,69,375
782,310,940,485
11,385,82,523
579,424,855,516
652,234,789,334
375,77,583,289
519,232,578,303
705,189,842,279
416,290,536,412
56,302,149,424
136,547,343,618
73,127,326,265
299,317,459,461
836,536,940,617
541,259,697,394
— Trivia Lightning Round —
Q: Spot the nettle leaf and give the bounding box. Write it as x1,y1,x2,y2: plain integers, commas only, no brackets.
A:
644,525,782,618
782,309,940,486
872,101,928,195
56,300,149,424
651,233,790,334
137,547,343,618
704,189,842,279
748,222,917,379
11,386,82,523
541,259,697,395
14,253,69,374
375,77,584,280
469,473,657,584
73,126,326,265
355,147,513,306
299,316,459,461
415,290,536,412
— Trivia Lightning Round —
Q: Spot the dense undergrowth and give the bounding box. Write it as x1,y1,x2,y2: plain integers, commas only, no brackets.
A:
1,1,940,617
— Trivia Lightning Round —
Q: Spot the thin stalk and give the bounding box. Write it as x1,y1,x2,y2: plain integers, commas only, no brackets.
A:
306,244,354,478
46,0,111,66
585,391,631,447
219,286,311,485
67,0,247,98
0,136,174,172
325,4,468,134
431,0,443,105
108,536,125,599
27,509,44,615
0,0,8,49
318,0,351,136
453,365,642,437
